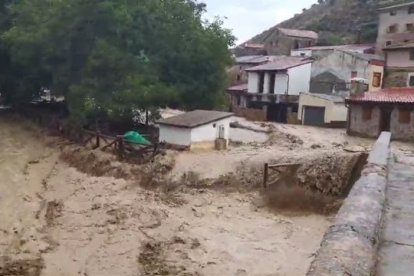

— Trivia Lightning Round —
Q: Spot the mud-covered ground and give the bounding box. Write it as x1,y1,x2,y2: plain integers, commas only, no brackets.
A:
0,115,386,276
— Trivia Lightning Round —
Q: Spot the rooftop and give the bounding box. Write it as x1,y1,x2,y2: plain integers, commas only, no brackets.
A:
277,28,318,40
157,110,234,128
384,41,414,50
293,44,375,52
346,88,414,104
235,55,277,64
227,83,248,92
378,1,414,11
341,51,385,62
301,93,345,103
245,56,312,72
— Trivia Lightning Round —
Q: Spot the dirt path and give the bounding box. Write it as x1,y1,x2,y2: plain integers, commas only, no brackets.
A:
0,116,331,275
0,117,59,274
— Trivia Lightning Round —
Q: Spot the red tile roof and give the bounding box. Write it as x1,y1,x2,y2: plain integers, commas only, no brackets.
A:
245,56,312,71
346,88,414,104
277,28,318,40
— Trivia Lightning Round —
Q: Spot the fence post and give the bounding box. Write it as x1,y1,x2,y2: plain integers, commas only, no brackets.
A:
96,132,100,148
118,137,124,159
263,163,269,188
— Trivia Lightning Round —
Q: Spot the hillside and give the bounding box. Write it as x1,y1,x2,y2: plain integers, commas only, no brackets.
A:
247,0,413,46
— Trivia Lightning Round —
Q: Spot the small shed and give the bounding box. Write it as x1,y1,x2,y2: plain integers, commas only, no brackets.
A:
157,110,234,150
298,93,347,128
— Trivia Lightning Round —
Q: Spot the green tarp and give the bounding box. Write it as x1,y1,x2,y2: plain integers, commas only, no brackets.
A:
123,131,151,145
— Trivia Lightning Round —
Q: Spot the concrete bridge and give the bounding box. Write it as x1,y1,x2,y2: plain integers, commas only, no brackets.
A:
307,132,414,276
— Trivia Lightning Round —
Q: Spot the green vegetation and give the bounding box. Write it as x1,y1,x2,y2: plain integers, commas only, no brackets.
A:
0,0,234,125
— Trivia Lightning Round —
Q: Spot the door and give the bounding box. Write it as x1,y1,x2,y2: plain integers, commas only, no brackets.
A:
303,106,325,127
380,109,392,133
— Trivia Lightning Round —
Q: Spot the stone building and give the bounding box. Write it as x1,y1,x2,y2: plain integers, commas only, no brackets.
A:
383,41,414,87
345,88,414,141
376,1,414,53
291,44,375,59
246,27,318,56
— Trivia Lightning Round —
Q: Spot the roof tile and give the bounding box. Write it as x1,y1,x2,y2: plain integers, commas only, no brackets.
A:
346,88,414,104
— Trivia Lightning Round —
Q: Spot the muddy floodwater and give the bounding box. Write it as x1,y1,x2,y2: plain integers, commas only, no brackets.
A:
0,116,331,276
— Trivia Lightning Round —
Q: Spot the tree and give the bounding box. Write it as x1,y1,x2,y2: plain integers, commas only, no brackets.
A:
3,0,234,124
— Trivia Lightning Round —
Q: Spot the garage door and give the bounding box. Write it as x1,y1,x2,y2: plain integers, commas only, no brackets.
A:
303,106,325,127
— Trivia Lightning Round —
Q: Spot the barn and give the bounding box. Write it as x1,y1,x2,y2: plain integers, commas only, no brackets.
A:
157,110,233,150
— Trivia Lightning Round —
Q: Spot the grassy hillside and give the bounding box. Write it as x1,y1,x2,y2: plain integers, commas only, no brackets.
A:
247,0,413,46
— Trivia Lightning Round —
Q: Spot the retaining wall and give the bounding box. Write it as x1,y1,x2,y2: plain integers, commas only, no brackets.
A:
307,132,391,276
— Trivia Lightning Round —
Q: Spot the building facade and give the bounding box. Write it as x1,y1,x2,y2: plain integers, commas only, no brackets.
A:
228,56,312,123
298,93,347,128
157,110,233,150
383,42,414,88
376,1,414,53
310,50,384,94
346,88,414,141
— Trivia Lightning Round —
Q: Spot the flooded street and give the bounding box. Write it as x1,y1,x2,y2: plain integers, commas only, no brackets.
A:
0,116,331,275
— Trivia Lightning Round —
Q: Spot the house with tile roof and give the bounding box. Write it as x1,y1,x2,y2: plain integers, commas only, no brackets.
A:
345,88,414,140
235,28,318,57
227,56,313,123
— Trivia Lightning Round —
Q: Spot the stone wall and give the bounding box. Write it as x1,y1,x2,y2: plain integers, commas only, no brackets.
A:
232,106,267,121
307,132,391,276
348,105,380,138
383,69,411,88
390,107,414,141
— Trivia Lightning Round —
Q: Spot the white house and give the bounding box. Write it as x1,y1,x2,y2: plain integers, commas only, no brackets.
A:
245,56,312,96
298,93,347,128
157,110,233,150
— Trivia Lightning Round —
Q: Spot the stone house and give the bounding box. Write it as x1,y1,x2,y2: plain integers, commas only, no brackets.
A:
383,42,414,88
257,27,318,56
227,56,312,123
376,1,414,53
345,88,414,141
310,50,385,94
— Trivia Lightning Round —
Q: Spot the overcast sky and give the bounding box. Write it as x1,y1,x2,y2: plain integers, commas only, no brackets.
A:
203,0,318,44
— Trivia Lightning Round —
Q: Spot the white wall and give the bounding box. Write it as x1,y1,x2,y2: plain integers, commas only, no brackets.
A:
191,117,232,143
298,94,347,123
274,73,289,94
248,72,259,93
287,63,312,95
291,49,312,57
159,125,191,146
311,50,370,81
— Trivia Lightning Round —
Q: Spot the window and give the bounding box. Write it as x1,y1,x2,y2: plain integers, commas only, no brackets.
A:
408,74,414,87
351,71,358,79
386,41,392,46
407,24,414,32
410,50,414,61
409,6,414,14
388,24,398,33
258,72,265,93
269,73,276,94
237,74,241,81
362,107,373,121
372,72,382,87
399,109,411,124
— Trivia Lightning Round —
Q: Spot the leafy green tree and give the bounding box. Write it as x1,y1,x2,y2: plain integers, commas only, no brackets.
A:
3,0,234,124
